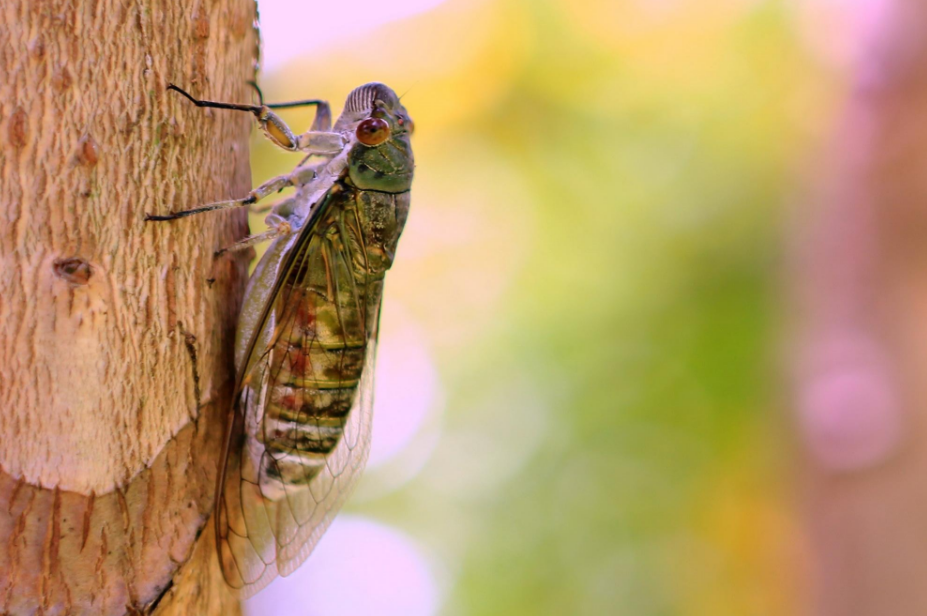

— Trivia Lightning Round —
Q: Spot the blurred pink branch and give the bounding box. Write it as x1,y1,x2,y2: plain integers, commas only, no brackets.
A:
792,1,927,613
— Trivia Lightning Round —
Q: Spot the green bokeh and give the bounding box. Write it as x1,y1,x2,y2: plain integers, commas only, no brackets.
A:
251,1,821,613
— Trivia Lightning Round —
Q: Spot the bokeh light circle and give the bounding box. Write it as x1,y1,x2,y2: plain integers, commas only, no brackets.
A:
244,516,440,616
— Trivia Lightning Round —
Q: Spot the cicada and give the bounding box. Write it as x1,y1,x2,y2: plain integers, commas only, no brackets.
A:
148,82,414,595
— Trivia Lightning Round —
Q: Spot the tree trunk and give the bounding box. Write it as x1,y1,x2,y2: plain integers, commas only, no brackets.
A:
792,1,927,614
0,1,258,614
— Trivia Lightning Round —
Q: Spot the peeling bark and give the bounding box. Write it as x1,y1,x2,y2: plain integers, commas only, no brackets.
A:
0,0,258,613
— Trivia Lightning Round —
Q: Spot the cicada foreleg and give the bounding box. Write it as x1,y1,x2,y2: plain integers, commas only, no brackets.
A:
165,84,339,154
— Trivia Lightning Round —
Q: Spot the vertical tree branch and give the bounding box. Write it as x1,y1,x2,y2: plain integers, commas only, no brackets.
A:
0,1,258,613
792,1,927,614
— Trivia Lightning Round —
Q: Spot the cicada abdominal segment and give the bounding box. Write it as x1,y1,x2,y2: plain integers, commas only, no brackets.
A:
147,82,414,596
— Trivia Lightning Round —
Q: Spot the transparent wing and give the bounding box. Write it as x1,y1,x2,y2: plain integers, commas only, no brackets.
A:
215,191,380,597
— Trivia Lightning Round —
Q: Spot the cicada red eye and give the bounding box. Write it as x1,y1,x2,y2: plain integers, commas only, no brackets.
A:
356,117,390,146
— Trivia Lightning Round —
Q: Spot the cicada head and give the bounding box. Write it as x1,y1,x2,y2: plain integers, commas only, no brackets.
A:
338,83,415,194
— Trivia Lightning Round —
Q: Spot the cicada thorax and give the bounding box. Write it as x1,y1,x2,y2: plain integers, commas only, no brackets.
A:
251,180,409,498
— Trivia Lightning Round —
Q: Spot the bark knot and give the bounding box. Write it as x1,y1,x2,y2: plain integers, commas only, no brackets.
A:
53,257,93,286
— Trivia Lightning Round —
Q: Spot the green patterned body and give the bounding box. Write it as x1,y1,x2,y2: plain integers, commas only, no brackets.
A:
218,83,414,591
255,183,409,491
230,81,414,499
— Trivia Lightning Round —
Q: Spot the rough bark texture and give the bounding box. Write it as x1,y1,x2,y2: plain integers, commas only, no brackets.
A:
0,0,257,614
793,2,927,614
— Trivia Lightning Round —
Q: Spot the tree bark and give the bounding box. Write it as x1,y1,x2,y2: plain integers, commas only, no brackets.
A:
792,1,927,614
0,1,257,614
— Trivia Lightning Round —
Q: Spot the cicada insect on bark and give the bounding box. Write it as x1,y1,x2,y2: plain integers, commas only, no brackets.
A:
147,81,414,595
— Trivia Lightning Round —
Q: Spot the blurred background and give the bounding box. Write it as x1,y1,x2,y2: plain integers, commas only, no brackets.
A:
242,1,927,614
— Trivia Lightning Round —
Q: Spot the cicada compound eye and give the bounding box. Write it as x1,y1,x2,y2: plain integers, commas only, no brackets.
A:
356,117,390,146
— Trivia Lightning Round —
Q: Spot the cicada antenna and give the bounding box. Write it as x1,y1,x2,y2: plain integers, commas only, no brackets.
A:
398,82,419,101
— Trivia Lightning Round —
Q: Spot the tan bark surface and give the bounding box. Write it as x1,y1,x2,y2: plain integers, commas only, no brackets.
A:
793,2,927,614
0,0,258,613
